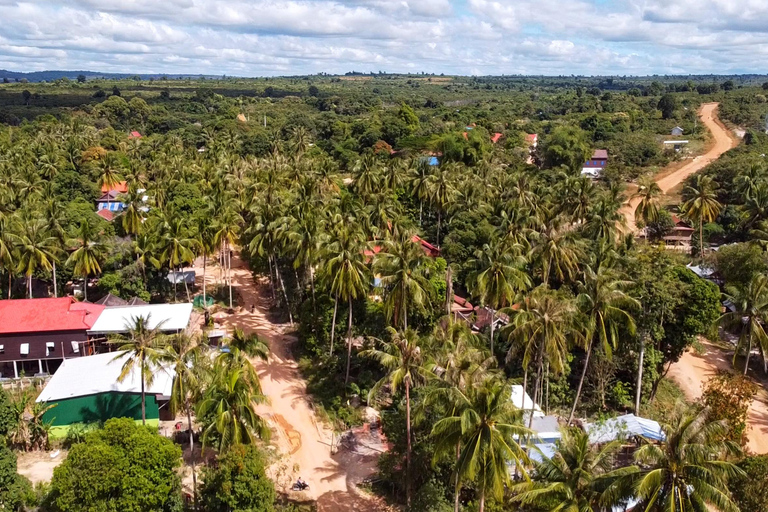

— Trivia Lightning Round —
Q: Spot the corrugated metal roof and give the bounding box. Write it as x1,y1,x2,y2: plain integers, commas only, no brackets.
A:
88,303,193,334
0,297,104,334
585,413,665,444
36,352,174,402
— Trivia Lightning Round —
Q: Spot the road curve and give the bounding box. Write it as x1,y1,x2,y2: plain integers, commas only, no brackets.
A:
621,102,738,229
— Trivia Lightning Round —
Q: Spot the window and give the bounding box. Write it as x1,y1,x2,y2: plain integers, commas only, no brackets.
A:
0,345,4,354
71,341,80,354
46,342,55,356
20,343,29,355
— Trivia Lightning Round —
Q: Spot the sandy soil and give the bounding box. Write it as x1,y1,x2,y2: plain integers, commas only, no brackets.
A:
667,340,768,454
194,255,384,511
620,102,738,230
16,449,66,484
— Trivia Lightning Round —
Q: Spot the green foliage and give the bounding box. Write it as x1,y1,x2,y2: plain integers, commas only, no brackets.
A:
200,444,275,512
46,418,182,512
0,389,12,438
702,371,759,446
731,455,768,512
0,443,33,512
543,125,592,173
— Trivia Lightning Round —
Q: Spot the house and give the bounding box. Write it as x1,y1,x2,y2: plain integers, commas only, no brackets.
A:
581,149,608,179
525,133,538,149
0,297,104,379
663,140,689,152
94,293,148,307
671,126,684,136
585,413,664,444
451,295,474,322
87,303,194,337
490,133,503,144
96,190,126,213
101,181,128,194
96,209,115,222
128,131,142,139
36,352,175,438
663,214,695,249
510,385,561,443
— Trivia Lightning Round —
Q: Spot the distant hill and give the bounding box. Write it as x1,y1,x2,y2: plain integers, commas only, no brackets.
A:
0,69,223,83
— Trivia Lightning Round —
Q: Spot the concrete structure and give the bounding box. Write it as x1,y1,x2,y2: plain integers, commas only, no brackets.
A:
37,352,174,437
0,298,104,379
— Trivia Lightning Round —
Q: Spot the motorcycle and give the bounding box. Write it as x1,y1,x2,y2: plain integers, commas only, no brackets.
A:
291,481,309,491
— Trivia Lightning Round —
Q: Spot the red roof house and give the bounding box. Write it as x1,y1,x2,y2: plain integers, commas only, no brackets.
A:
101,181,128,194
96,209,115,222
0,297,105,377
525,134,538,147
491,133,503,144
129,131,142,139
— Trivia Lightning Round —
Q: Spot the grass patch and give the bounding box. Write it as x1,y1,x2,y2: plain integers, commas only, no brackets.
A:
642,378,690,424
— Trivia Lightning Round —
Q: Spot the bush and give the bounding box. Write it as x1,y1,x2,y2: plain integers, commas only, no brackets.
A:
0,442,33,511
0,389,13,438
45,418,182,512
731,455,768,512
200,444,275,512
702,371,758,446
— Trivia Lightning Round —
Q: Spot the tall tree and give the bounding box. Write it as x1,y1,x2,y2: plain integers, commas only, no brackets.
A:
111,314,166,425
681,174,722,256
363,327,434,508
466,240,531,354
373,233,434,330
66,221,106,302
13,216,57,299
722,274,768,375
633,177,663,228
159,214,196,303
432,379,531,512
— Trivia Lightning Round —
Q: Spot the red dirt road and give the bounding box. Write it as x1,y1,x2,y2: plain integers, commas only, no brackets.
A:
621,102,738,229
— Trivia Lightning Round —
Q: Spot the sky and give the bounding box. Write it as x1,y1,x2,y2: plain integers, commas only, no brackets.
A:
1,0,768,77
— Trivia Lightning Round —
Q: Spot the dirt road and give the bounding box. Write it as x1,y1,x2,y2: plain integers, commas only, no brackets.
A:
621,102,738,229
668,340,768,454
194,255,382,511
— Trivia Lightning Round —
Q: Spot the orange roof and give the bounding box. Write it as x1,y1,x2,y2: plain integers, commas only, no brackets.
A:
129,131,142,139
462,132,468,140
96,209,115,222
101,181,128,194
525,133,538,143
491,133,503,144
0,297,104,334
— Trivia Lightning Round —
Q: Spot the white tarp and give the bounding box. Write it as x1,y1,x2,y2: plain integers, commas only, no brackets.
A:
585,413,665,444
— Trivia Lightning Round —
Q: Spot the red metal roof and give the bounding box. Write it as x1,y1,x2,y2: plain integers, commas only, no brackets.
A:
101,181,128,194
0,297,104,334
525,133,538,143
592,149,608,160
412,235,440,257
96,209,115,222
129,131,142,139
491,133,503,144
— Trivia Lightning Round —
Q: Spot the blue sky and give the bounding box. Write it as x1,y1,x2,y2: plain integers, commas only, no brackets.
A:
1,0,767,76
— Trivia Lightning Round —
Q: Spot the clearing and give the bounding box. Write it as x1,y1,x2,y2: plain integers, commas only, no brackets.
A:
194,254,385,512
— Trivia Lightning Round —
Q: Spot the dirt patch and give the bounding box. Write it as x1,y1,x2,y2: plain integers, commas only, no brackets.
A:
16,449,66,484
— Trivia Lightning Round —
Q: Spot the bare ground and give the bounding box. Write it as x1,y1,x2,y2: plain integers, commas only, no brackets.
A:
16,449,66,484
194,254,385,511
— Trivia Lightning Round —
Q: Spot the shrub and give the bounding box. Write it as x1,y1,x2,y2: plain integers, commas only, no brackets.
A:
702,371,759,446
0,442,33,511
731,455,768,512
46,418,182,512
200,444,275,512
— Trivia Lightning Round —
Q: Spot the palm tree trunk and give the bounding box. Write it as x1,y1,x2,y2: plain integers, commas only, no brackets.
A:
267,255,276,302
453,442,461,512
310,266,316,312
437,210,442,247
228,247,233,310
405,380,412,509
187,399,197,509
744,334,752,375
83,275,88,301
345,298,353,385
183,267,191,303
27,275,32,299
202,251,207,302
419,200,423,225
172,268,178,301
699,220,704,257
7,273,11,299
141,353,146,425
635,337,646,415
403,293,408,331
445,266,453,317
529,361,542,430
52,261,57,298
568,337,593,424
489,310,495,355
478,489,485,512
330,294,338,356
275,260,293,326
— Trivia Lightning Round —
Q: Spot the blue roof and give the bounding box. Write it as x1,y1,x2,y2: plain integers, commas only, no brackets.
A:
427,156,439,166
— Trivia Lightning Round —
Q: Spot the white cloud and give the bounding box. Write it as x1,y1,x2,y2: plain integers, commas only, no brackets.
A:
0,0,766,75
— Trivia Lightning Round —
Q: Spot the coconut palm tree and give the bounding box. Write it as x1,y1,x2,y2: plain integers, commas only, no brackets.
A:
503,286,576,428
195,212,217,305
568,264,638,424
214,207,242,309
511,428,637,512
111,314,167,425
159,213,196,302
721,273,768,375
120,184,146,236
0,217,14,299
373,233,434,330
410,158,432,225
226,328,269,361
431,378,532,512
363,327,435,508
633,177,662,227
532,218,583,285
606,406,742,512
42,199,65,298
66,221,106,302
466,240,531,354
14,216,57,298
324,224,369,382
681,174,722,256
427,163,457,246
162,333,205,506
196,363,270,453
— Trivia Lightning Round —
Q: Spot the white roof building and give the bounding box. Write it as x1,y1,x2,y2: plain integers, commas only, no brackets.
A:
585,413,665,444
88,303,193,334
511,385,544,417
36,352,174,403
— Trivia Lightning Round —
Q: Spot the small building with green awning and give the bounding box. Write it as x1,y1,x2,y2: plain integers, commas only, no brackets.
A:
36,351,175,438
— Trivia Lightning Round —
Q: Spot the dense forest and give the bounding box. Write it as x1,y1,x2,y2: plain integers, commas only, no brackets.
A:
2,74,768,512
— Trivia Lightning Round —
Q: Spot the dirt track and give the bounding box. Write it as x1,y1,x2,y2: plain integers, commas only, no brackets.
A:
621,102,738,229
195,255,383,511
667,341,768,454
